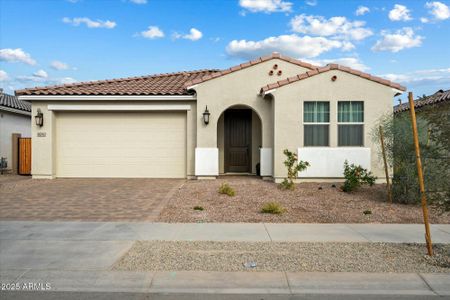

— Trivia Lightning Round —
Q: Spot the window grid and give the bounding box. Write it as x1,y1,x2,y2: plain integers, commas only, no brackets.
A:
337,101,364,147
303,101,330,147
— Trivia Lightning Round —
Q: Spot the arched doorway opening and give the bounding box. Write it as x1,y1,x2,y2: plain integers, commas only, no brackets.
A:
217,105,262,174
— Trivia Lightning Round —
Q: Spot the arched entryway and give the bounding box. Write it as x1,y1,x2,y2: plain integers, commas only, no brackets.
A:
217,105,262,174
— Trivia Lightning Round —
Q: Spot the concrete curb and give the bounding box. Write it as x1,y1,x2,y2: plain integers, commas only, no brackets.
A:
1,270,449,296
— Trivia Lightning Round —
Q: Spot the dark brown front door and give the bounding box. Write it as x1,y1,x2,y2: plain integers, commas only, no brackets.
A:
225,109,252,173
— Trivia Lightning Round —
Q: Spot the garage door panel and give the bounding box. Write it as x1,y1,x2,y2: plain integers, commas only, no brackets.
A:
56,111,186,178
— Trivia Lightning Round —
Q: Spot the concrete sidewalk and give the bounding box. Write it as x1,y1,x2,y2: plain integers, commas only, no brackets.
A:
1,221,450,243
1,270,449,297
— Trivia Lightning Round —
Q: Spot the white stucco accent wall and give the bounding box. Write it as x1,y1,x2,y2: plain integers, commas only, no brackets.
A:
195,147,219,176
0,110,31,170
260,148,273,176
298,147,371,178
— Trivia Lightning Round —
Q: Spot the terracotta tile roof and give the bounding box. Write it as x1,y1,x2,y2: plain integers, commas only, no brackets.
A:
0,90,31,112
184,52,317,88
15,69,220,96
394,89,450,113
259,64,407,94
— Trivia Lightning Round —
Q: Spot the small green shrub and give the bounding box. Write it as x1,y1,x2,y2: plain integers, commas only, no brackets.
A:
279,149,310,190
279,179,294,190
193,206,204,211
261,202,286,214
218,183,235,196
342,160,377,192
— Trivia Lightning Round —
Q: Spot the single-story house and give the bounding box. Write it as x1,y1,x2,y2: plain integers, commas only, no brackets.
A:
0,89,31,173
15,53,406,181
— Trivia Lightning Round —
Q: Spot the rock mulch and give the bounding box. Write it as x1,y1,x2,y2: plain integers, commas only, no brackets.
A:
113,241,450,273
158,176,450,223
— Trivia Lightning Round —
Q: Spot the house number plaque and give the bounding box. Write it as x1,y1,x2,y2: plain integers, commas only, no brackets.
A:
37,132,46,137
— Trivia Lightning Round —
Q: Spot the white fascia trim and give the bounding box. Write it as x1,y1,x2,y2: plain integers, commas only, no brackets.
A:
47,104,191,111
392,88,405,96
0,106,32,116
186,84,198,90
261,89,276,96
18,95,196,101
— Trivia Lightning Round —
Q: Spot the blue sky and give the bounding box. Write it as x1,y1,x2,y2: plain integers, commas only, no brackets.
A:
1,0,449,102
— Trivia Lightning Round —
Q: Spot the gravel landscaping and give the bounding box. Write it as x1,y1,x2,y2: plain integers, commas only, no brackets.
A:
158,176,450,223
113,241,450,273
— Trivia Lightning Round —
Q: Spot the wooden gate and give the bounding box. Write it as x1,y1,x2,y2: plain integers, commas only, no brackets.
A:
18,138,31,175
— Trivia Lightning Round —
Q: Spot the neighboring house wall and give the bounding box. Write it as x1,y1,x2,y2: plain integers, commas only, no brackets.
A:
30,100,196,179
0,110,31,170
193,58,311,176
272,70,397,182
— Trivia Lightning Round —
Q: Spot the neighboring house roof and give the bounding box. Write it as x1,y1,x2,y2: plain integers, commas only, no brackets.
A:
394,89,450,113
259,64,407,94
0,90,31,112
183,52,317,88
15,69,219,96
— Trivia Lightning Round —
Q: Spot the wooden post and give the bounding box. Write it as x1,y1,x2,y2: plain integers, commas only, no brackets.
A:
379,126,392,204
408,92,433,256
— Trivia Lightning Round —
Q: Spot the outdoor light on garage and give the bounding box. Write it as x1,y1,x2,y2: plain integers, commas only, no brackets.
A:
203,106,210,125
35,109,44,127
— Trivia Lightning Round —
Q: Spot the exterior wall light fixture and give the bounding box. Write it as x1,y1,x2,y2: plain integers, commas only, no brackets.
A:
35,108,44,127
203,106,210,125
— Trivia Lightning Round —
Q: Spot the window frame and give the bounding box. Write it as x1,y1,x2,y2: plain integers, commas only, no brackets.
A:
337,101,365,147
302,101,330,147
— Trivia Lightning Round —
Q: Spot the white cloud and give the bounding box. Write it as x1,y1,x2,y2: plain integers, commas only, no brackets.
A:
173,28,203,41
59,77,77,84
306,0,317,6
372,27,423,52
0,48,36,65
226,34,349,59
239,0,293,13
50,60,70,70
33,70,48,79
388,4,412,21
0,70,9,82
355,6,370,16
130,0,147,4
304,57,370,71
420,17,430,23
138,26,164,39
380,67,450,87
62,17,116,29
425,1,450,20
290,14,373,41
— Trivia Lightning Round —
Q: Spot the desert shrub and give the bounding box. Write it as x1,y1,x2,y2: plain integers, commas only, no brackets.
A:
372,110,450,211
261,202,285,214
218,183,235,196
363,210,372,215
279,149,310,190
342,160,376,192
193,206,204,211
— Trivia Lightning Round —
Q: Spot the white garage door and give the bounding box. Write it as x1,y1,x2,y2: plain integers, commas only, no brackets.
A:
56,111,186,178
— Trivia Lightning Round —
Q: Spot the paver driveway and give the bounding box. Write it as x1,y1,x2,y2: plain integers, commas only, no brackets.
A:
0,177,184,221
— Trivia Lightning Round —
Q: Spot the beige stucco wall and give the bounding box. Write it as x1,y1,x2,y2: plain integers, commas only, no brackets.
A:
30,100,196,178
193,59,311,149
272,70,397,181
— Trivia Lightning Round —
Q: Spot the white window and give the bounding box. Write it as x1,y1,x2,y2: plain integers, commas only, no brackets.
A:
338,101,364,146
303,101,330,146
